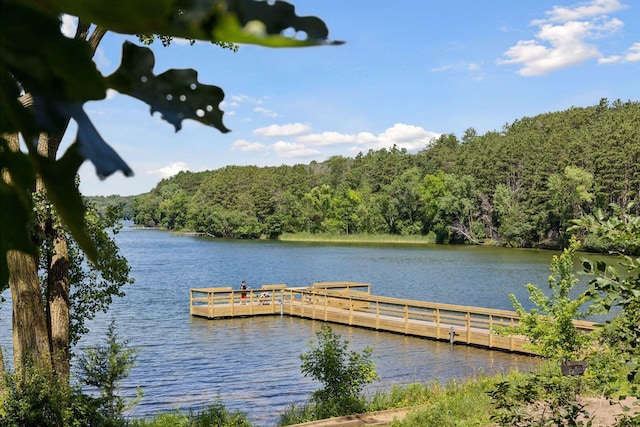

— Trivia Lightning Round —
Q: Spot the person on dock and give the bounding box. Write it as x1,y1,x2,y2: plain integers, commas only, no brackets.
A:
259,291,270,305
240,280,248,304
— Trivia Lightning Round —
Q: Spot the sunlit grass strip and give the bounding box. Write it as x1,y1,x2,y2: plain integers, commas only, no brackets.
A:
383,378,498,427
278,232,436,245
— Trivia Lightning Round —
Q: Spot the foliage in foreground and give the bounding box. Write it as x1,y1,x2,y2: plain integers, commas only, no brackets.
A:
386,379,495,427
77,320,140,422
0,320,138,427
1,0,339,293
279,376,499,427
0,365,105,427
500,236,591,361
128,402,253,427
489,370,591,427
300,324,379,418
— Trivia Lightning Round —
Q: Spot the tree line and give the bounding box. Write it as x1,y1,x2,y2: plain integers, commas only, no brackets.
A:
131,98,640,250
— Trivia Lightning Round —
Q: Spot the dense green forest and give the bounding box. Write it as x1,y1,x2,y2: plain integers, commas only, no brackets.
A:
130,99,640,249
85,195,136,220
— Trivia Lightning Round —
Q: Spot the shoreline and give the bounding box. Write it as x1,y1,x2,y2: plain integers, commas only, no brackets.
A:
278,232,437,245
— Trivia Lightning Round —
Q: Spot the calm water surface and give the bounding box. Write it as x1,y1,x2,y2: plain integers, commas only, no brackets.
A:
2,227,582,425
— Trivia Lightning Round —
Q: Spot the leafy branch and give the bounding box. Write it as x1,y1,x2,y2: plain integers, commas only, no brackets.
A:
0,0,341,289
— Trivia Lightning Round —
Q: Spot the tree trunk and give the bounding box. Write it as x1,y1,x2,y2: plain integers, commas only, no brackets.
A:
48,229,70,379
3,23,106,380
4,133,51,374
37,129,72,380
8,250,52,374
42,26,105,376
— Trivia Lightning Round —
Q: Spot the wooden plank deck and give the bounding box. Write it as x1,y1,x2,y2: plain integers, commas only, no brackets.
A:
190,283,597,355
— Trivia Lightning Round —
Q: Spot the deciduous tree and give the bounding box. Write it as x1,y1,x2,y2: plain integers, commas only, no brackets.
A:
1,0,339,378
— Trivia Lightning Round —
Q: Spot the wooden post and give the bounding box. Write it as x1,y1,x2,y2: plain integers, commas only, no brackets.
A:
231,290,235,316
404,305,409,334
488,315,493,348
324,293,328,322
280,290,284,316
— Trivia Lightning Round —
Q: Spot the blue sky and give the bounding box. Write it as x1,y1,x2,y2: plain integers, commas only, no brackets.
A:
63,0,640,196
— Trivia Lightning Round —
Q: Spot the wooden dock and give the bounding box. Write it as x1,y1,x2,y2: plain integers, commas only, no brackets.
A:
190,282,597,355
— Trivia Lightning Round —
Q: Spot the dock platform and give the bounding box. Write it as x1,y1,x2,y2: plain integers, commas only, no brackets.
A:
190,282,596,355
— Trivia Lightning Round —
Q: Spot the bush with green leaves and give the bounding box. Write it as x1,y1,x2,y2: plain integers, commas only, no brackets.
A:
488,370,591,427
0,364,106,427
128,402,253,427
571,204,640,422
500,236,591,361
299,324,379,419
76,319,140,423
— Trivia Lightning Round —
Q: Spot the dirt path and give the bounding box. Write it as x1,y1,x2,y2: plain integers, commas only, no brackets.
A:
286,398,640,427
580,397,639,426
287,407,418,427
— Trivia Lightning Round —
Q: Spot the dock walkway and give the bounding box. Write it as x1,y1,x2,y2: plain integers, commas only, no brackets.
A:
190,282,596,355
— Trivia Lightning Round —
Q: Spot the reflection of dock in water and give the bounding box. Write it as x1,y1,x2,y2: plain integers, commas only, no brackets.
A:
190,282,596,355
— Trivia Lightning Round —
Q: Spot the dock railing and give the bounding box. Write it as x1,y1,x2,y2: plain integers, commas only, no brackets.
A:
190,283,597,354
190,284,286,318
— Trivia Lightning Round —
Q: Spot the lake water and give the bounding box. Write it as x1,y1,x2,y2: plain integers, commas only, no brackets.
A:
2,227,595,426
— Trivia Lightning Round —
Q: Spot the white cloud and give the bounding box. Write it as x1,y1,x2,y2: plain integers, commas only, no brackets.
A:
230,139,268,152
147,162,189,178
106,89,118,100
230,94,267,106
93,47,111,69
247,123,439,162
60,14,77,38
373,123,440,151
624,42,640,61
598,54,623,64
298,131,365,146
299,124,439,152
272,141,320,159
254,106,280,118
498,0,626,75
254,123,311,137
430,62,484,80
532,0,625,25
431,64,453,73
601,42,640,63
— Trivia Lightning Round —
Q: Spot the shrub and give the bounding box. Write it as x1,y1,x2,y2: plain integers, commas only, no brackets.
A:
129,402,253,427
299,324,378,418
77,319,140,423
499,237,591,361
0,365,106,427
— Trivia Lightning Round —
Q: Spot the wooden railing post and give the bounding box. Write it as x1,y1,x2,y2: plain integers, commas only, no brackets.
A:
510,317,515,351
404,305,409,334
208,291,214,318
230,290,235,316
466,312,471,343
488,315,493,348
349,296,353,325
324,293,328,322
